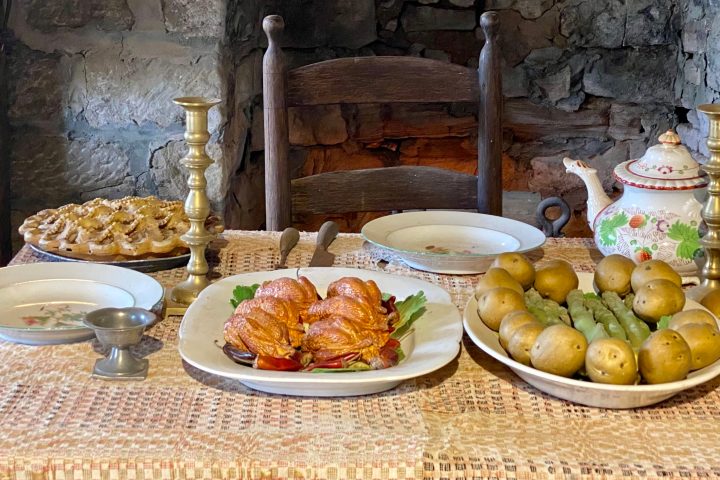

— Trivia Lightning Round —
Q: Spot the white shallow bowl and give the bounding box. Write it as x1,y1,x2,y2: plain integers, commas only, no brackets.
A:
0,262,164,345
179,267,463,396
463,272,720,409
361,211,545,274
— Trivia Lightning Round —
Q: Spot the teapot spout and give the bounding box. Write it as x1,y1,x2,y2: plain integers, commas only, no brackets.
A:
563,157,613,231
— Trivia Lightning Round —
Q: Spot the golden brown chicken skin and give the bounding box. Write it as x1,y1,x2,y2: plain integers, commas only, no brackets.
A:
326,277,385,314
233,296,304,348
305,296,388,331
303,316,390,362
254,276,319,320
224,309,296,359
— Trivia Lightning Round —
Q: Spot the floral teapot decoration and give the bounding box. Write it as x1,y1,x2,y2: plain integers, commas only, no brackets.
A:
564,130,706,275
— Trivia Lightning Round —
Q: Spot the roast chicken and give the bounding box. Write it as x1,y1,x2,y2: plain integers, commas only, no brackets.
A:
223,276,399,369
254,276,318,321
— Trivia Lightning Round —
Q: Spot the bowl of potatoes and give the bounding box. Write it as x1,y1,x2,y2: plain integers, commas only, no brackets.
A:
463,253,720,409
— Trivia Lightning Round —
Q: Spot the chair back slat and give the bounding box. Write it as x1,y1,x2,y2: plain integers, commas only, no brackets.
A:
292,166,478,214
287,57,478,106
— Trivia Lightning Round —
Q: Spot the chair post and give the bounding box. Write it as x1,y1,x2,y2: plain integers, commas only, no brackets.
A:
262,15,291,231
477,11,502,216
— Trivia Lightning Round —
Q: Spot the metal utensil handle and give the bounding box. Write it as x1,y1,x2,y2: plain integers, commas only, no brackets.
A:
535,196,571,238
316,221,339,250
279,227,300,261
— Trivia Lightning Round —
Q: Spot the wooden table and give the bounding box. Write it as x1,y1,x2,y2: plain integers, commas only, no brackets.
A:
3,231,720,480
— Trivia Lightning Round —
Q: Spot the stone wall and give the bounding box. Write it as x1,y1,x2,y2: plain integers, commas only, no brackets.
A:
7,0,227,251
7,0,720,244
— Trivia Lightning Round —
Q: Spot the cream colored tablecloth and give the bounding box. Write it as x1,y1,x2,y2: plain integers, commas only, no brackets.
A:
3,232,720,480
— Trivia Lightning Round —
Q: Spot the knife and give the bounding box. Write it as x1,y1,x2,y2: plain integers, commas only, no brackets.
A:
309,221,340,267
275,227,300,269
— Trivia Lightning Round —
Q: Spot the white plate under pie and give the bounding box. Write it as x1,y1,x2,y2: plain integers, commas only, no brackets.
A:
178,267,463,396
0,262,164,345
463,272,720,409
361,211,546,274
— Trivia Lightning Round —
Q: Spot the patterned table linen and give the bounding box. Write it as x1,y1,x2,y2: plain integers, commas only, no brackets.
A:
1,232,719,480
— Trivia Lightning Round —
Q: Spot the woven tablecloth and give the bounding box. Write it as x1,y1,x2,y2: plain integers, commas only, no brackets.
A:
3,232,720,480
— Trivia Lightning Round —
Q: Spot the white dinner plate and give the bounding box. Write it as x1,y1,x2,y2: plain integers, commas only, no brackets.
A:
463,272,720,409
178,267,463,396
361,211,546,274
0,262,164,345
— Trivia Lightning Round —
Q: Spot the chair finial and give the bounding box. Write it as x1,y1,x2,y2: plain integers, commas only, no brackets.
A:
480,11,499,40
263,15,284,46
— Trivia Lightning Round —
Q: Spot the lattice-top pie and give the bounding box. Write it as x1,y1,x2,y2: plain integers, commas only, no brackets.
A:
19,196,220,260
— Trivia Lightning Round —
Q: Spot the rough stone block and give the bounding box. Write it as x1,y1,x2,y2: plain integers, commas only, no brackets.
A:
583,47,677,103
535,66,571,103
624,0,677,46
684,56,705,86
683,19,709,53
485,0,554,19
77,51,223,129
150,138,225,211
503,64,530,98
162,0,225,38
401,6,476,32
707,15,720,92
405,31,480,65
25,0,134,32
497,8,559,66
11,134,132,206
299,146,385,177
270,0,376,49
8,46,72,128
449,0,476,7
560,0,625,48
289,105,348,146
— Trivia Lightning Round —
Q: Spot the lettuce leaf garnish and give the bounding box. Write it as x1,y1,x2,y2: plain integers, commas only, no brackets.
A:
392,291,427,339
230,284,260,308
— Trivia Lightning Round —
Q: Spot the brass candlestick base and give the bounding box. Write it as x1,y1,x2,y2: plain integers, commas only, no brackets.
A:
698,104,720,291
171,96,221,306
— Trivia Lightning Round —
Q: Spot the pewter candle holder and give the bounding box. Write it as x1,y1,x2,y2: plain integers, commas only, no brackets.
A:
83,307,156,380
170,96,221,306
698,104,720,290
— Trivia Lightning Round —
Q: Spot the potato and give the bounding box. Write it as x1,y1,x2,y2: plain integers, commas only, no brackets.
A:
594,254,635,296
476,287,526,331
638,329,691,384
668,309,719,331
475,268,524,298
530,324,587,378
498,310,539,351
630,259,682,293
701,288,720,318
534,259,579,304
491,253,535,290
585,338,638,385
675,323,720,371
633,278,686,323
506,322,545,366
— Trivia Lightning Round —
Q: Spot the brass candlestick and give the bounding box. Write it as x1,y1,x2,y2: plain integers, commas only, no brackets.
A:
698,104,720,290
170,96,221,306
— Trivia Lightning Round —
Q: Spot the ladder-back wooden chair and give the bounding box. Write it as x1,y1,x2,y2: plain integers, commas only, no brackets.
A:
262,12,503,231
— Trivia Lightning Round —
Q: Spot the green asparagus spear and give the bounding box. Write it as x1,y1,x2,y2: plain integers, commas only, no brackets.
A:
567,289,609,342
601,291,651,349
624,293,635,311
524,289,565,326
585,296,628,341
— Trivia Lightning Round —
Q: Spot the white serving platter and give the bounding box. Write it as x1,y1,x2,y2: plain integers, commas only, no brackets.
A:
178,267,463,396
361,211,545,274
463,272,720,409
0,262,164,345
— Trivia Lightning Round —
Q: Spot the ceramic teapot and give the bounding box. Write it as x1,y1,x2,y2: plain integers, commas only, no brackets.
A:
564,130,706,275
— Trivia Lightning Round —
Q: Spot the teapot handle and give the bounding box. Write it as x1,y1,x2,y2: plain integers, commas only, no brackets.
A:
536,196,571,238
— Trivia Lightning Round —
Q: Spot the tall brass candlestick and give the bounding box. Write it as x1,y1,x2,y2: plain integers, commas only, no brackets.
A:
698,104,720,290
171,96,221,306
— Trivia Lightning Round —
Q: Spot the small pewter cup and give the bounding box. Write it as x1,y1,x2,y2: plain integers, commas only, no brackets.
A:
83,307,156,380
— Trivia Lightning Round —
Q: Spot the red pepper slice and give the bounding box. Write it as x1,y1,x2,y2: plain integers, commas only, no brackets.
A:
254,355,303,371
303,352,361,371
384,338,401,350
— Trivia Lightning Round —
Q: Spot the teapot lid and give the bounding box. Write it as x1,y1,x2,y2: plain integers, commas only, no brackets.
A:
613,130,707,190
